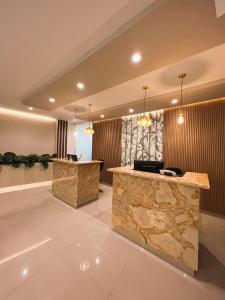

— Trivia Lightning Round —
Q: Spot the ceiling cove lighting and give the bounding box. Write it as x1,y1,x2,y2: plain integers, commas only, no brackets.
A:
0,107,56,122
49,97,55,103
171,99,178,105
131,52,142,64
85,104,94,135
177,73,186,125
73,108,78,136
77,82,85,90
137,86,152,128
129,108,134,113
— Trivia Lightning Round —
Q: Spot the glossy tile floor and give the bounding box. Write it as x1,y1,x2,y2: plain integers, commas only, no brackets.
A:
0,184,225,300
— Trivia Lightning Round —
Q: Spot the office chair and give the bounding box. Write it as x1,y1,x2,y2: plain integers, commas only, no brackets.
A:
166,167,183,177
99,159,104,192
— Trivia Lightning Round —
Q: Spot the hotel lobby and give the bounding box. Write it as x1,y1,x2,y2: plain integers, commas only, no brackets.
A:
0,0,225,299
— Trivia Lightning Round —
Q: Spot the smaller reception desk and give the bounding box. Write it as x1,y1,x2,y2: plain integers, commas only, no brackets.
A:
52,159,100,208
108,166,210,274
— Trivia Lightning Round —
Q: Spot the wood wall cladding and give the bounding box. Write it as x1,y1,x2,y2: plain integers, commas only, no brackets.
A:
92,118,122,185
57,120,68,158
163,99,225,216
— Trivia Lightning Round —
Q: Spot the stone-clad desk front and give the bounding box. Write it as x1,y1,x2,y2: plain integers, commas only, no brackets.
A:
52,159,100,208
108,166,210,274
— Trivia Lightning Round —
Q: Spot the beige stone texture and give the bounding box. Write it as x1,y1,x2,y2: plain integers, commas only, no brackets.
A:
108,165,210,189
109,167,209,272
52,160,100,208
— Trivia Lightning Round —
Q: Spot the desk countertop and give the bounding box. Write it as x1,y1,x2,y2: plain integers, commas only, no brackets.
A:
53,159,101,166
108,165,210,190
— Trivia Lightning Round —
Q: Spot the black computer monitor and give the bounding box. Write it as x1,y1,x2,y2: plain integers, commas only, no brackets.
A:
67,154,78,161
134,160,164,174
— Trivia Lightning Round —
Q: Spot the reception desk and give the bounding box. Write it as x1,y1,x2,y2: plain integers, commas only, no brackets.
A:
108,166,210,274
52,159,100,208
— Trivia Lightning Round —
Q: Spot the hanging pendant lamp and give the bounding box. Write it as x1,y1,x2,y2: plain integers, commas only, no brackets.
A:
137,86,152,127
177,73,186,125
85,104,94,135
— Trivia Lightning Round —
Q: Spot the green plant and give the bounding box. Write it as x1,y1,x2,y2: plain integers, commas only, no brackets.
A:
39,154,50,169
11,155,23,168
23,154,39,168
0,153,54,169
2,152,17,164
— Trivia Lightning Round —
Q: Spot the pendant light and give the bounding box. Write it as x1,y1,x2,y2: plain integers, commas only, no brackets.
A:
137,86,152,127
73,108,78,136
85,104,94,135
177,73,186,125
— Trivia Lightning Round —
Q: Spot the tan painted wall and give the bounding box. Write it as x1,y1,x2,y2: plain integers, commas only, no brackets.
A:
0,114,57,155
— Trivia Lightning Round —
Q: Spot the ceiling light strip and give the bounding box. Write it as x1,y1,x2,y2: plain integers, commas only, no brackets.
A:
0,107,56,122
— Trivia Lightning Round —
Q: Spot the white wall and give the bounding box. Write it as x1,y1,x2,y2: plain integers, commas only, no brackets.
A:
75,122,93,161
67,123,76,155
0,114,57,155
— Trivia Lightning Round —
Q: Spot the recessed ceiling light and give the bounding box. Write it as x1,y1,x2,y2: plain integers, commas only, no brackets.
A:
129,108,134,113
100,114,104,118
131,52,142,64
77,82,85,90
171,99,178,104
28,107,33,111
49,98,55,103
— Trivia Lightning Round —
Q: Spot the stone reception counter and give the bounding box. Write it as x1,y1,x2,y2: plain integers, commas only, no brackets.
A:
108,165,210,274
52,159,100,208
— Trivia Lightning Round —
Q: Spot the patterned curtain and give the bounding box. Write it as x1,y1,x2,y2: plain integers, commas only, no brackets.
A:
121,110,163,166
57,120,68,158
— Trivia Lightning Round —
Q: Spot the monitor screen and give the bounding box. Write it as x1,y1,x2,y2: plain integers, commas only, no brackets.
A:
67,154,78,161
133,160,164,174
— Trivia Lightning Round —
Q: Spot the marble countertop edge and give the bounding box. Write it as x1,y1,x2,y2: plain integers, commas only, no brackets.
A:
53,159,101,165
108,166,210,190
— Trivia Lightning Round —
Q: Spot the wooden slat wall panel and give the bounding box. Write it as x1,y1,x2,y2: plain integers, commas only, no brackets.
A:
92,118,122,184
57,120,68,158
163,99,225,216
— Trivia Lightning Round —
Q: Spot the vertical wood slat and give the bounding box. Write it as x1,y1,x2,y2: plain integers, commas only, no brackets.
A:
163,99,225,216
57,120,68,158
92,118,122,185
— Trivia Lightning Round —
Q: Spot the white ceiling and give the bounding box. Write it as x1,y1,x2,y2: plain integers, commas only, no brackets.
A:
61,43,225,118
0,0,155,105
0,0,225,122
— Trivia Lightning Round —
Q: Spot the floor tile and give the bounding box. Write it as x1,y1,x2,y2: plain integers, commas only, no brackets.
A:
0,223,47,260
0,184,224,300
61,230,125,293
110,250,207,300
5,255,108,300
0,241,59,299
